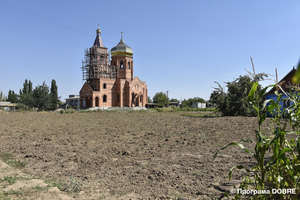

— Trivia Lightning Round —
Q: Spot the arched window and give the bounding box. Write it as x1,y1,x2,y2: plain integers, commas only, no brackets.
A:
103,95,107,103
128,62,130,69
132,93,135,102
103,83,106,89
120,61,124,69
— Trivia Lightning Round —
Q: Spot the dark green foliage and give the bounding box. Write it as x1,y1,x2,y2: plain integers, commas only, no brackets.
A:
50,79,58,110
170,98,179,103
7,90,18,103
153,92,169,107
210,76,264,116
15,79,59,111
32,82,50,111
20,79,34,107
147,96,152,103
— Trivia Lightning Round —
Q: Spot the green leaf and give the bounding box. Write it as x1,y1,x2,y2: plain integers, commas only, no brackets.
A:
221,142,253,155
258,85,275,100
278,148,292,157
274,142,279,158
248,82,258,103
292,62,300,83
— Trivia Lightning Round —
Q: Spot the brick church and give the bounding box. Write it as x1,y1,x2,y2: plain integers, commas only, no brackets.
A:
80,27,148,108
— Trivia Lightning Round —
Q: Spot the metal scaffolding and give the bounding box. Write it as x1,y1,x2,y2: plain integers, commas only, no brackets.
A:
81,47,117,81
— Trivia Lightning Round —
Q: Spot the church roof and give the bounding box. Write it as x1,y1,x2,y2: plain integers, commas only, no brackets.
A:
111,33,133,57
93,26,104,47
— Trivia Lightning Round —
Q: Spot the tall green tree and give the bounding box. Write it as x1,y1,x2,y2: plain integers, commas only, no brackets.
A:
7,90,18,103
32,82,50,111
49,79,58,110
153,92,169,107
20,79,33,107
0,91,6,101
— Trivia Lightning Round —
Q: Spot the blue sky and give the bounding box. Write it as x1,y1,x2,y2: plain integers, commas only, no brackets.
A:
1,0,299,102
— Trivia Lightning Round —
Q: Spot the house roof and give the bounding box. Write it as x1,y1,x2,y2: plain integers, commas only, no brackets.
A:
266,67,296,95
0,102,10,106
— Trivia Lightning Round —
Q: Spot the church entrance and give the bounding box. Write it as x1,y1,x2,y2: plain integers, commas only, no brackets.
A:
132,93,139,107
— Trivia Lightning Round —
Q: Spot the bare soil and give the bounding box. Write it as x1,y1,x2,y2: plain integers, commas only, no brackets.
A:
0,111,273,199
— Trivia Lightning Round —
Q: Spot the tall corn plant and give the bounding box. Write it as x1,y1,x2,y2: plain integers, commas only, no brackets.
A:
217,81,300,199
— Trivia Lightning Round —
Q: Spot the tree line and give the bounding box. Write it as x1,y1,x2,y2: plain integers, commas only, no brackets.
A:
150,91,206,107
5,79,59,111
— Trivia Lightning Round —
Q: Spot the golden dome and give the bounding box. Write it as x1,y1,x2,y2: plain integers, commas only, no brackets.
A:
96,25,101,34
111,32,133,57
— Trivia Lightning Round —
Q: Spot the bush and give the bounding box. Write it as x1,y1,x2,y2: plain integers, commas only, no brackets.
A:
156,107,163,112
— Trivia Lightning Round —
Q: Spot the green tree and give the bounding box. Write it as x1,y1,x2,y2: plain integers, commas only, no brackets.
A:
32,82,50,111
7,90,18,103
181,99,190,107
20,79,33,107
147,96,152,103
153,92,169,107
49,79,58,110
0,91,6,101
170,98,179,102
211,75,265,116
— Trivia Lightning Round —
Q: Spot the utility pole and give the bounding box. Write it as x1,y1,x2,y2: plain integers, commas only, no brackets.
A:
166,90,169,107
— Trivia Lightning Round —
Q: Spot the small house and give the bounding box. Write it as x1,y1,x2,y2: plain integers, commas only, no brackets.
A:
192,102,206,109
266,67,296,116
65,95,80,108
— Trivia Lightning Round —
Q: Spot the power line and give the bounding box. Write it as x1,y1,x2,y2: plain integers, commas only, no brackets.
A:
0,0,240,78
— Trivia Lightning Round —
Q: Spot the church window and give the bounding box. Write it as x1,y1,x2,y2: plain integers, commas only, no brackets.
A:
128,62,130,69
103,95,107,102
103,83,106,89
132,93,135,102
117,94,120,102
120,61,124,69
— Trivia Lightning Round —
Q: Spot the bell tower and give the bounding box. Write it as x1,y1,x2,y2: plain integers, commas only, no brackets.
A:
110,32,133,81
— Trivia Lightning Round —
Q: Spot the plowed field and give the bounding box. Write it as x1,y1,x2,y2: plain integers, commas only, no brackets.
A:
0,111,272,199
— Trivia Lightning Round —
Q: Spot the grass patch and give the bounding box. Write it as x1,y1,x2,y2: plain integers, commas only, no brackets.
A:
191,171,204,177
58,176,83,194
43,178,65,190
0,152,26,169
0,175,18,185
0,175,30,186
0,189,24,198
